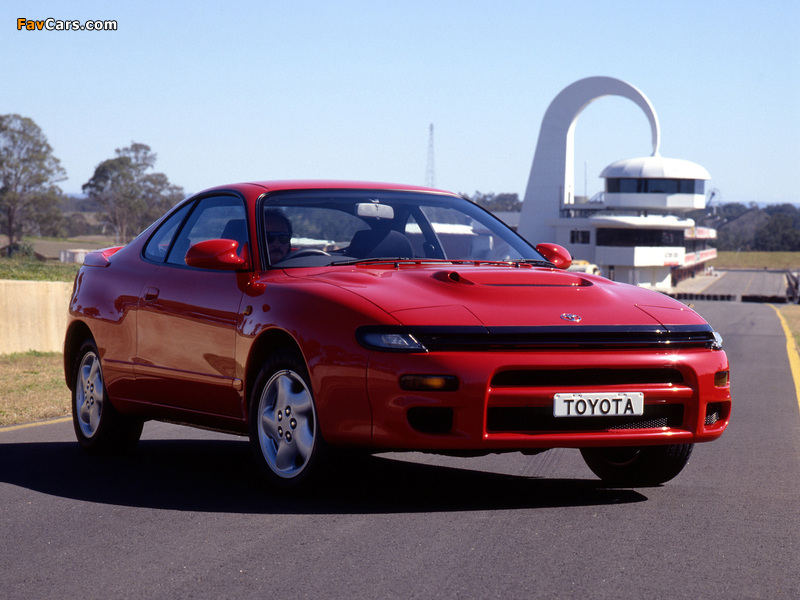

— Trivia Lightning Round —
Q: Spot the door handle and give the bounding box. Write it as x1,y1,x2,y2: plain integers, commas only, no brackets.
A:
143,286,159,302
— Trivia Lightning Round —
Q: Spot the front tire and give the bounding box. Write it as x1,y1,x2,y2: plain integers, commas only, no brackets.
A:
72,340,143,454
249,351,325,489
580,444,694,486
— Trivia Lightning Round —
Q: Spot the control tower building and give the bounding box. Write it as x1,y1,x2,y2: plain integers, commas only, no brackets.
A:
517,77,716,290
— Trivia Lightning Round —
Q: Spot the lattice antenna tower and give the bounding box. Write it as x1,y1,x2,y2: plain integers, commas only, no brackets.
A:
425,123,435,188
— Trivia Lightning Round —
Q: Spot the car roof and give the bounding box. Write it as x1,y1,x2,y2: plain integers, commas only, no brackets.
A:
198,180,452,196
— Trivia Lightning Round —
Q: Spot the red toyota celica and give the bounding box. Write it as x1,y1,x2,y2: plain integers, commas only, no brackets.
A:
64,181,731,488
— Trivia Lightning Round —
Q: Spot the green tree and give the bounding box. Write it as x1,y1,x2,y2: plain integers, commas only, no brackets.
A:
0,114,66,247
764,203,800,228
753,213,800,251
83,142,184,243
467,192,522,212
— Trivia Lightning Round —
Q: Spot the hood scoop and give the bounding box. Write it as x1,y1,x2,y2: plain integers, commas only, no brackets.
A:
433,268,592,288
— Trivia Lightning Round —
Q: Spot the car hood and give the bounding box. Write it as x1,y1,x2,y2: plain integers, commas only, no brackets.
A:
300,263,708,328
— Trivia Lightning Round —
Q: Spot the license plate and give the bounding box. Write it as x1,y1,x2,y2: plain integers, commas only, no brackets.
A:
553,392,644,417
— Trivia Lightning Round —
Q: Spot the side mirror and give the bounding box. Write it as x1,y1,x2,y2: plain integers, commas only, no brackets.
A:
185,239,249,270
535,243,572,270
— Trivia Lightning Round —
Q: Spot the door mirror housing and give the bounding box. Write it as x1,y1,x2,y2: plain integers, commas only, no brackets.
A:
535,243,572,270
185,239,249,270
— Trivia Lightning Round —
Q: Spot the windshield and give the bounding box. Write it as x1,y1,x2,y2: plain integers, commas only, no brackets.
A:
259,189,544,268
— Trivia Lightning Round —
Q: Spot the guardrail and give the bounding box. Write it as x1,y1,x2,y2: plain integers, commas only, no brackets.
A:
670,292,738,302
671,291,792,303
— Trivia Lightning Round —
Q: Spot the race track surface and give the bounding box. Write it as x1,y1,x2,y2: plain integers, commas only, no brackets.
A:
1,302,798,599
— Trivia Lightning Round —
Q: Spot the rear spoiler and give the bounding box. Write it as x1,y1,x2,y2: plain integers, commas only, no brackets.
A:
83,246,124,267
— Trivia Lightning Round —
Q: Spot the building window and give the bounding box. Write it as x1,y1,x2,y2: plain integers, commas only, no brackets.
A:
570,230,590,244
596,228,684,247
605,178,704,195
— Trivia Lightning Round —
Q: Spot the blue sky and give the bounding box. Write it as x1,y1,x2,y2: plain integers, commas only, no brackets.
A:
2,0,798,205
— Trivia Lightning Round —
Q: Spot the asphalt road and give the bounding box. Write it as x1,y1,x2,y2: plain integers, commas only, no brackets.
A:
702,270,788,299
1,301,799,599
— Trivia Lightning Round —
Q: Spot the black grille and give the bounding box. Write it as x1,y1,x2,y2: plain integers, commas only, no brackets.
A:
486,404,684,433
491,368,685,388
412,325,716,351
609,417,670,430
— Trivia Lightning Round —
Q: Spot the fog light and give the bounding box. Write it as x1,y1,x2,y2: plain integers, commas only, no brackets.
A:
399,374,459,391
714,370,729,387
705,403,722,425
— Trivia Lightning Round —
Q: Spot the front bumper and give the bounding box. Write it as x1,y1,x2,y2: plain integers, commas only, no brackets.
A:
365,347,731,451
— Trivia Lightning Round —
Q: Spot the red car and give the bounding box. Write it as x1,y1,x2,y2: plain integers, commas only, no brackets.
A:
64,181,731,488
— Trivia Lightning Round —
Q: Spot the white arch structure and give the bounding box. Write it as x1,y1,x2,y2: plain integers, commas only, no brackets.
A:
517,77,661,244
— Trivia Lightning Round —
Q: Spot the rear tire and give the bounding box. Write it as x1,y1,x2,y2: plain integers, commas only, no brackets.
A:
71,340,143,454
580,444,694,486
249,351,326,489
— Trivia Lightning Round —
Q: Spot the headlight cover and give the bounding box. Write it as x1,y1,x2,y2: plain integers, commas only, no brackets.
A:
356,327,428,353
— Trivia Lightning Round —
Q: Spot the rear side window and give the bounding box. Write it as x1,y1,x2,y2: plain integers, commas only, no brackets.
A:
143,203,192,262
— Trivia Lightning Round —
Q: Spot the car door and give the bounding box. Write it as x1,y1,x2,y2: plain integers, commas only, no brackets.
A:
136,194,249,418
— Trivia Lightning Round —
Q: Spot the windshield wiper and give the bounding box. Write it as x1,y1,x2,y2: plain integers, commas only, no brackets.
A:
515,258,556,267
329,257,555,268
329,257,431,266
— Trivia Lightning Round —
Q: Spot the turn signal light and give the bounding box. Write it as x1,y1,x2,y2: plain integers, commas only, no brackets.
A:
714,370,729,387
399,374,459,392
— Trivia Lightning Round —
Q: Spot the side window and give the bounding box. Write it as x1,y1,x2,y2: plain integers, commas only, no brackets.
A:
166,196,247,266
143,202,193,262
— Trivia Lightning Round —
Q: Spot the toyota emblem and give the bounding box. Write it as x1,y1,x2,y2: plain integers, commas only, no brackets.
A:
560,313,582,323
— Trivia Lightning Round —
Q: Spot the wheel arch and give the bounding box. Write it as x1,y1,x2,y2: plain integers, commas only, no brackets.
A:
64,320,95,390
244,328,305,413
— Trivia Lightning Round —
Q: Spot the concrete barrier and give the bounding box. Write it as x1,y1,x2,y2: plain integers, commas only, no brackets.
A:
669,292,737,302
0,280,73,354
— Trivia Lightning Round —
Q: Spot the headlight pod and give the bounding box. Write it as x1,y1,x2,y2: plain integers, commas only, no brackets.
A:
356,327,428,353
710,331,723,350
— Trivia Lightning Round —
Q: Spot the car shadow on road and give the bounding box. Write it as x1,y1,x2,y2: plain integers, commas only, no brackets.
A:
0,438,647,513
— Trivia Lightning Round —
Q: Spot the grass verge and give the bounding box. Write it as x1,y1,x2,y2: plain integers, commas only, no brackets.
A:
712,251,800,270
0,257,80,282
779,304,800,349
0,352,70,426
